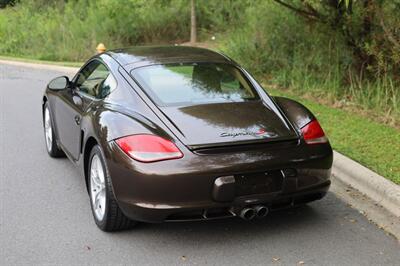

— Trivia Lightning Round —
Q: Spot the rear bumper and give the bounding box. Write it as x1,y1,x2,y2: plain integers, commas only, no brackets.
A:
103,140,333,223
118,180,330,222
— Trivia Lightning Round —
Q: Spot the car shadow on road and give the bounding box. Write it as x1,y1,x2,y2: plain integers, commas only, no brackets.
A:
113,194,337,248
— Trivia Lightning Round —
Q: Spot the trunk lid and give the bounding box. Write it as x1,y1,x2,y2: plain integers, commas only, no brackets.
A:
159,101,299,149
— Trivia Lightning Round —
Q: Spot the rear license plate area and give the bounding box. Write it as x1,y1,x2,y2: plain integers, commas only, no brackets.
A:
234,170,284,196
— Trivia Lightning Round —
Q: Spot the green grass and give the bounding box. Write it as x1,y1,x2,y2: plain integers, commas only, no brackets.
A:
267,88,400,184
0,55,82,67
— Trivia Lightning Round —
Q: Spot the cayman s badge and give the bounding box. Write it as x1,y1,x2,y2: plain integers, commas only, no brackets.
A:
220,128,278,138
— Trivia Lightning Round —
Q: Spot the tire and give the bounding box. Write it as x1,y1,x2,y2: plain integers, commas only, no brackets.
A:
88,145,137,231
43,102,65,157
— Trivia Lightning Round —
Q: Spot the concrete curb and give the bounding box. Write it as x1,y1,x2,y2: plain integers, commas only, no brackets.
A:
332,151,400,218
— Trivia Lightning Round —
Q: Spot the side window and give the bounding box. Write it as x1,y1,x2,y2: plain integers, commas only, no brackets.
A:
218,66,245,93
98,74,117,99
75,60,115,99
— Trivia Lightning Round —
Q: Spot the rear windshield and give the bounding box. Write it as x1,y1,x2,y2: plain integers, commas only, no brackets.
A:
131,63,260,106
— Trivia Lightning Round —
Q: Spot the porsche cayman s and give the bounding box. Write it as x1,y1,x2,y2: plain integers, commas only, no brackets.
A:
42,46,333,231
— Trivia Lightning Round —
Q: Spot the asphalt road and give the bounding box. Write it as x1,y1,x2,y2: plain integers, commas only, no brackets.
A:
1,62,399,265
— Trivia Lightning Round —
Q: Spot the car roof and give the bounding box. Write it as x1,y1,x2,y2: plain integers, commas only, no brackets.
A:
105,46,234,69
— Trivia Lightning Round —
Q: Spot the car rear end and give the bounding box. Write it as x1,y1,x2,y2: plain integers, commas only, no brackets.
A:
102,60,332,223
104,131,332,223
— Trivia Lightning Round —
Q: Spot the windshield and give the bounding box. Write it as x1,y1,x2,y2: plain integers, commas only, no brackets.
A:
131,63,260,106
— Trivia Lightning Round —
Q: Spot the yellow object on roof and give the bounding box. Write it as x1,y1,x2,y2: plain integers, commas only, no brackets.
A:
96,43,106,53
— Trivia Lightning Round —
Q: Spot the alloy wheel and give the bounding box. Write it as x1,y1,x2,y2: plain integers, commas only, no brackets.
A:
44,107,52,152
90,154,106,221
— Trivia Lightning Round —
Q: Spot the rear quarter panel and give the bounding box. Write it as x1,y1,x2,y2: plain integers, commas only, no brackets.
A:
273,96,315,130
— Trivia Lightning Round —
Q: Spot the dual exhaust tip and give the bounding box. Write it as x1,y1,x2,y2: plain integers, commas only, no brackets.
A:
239,205,269,220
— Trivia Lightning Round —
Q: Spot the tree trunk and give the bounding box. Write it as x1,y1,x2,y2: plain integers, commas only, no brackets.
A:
190,0,197,44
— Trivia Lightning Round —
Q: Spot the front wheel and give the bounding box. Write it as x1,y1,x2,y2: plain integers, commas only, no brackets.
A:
43,102,64,157
88,145,137,231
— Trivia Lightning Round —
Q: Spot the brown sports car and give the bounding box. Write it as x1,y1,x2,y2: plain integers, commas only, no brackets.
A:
42,46,333,231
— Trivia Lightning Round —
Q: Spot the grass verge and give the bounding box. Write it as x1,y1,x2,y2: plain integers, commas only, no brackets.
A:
0,55,82,67
268,87,400,185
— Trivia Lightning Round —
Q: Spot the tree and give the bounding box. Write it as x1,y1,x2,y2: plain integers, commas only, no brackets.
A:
273,0,400,78
0,0,17,8
190,0,197,43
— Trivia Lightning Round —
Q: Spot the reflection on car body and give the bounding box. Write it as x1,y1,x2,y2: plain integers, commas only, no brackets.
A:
42,46,332,231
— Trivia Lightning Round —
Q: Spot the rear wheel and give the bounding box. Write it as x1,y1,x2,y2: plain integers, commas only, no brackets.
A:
88,145,137,231
43,102,64,157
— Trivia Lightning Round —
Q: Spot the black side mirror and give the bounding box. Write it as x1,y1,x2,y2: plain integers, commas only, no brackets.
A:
48,76,70,90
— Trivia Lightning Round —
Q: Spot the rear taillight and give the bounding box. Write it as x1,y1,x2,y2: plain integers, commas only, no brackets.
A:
301,120,328,144
115,134,183,162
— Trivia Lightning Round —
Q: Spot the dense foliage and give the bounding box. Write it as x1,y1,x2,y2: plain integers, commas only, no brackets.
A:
223,0,400,124
0,0,248,60
0,0,399,121
0,0,189,60
0,0,17,8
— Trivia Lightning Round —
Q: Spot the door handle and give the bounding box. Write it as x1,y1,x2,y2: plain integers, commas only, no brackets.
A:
74,115,81,125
